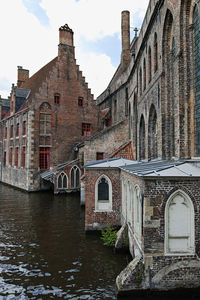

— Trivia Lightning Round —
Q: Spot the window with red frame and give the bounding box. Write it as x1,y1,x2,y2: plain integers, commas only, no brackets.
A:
78,97,83,107
9,148,13,166
39,147,50,170
4,152,6,167
82,123,91,137
16,123,19,137
54,93,60,105
105,118,110,127
4,127,7,139
10,125,13,138
15,147,19,168
21,147,26,168
23,121,26,135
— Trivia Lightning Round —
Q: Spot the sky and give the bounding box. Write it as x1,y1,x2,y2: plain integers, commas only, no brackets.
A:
0,0,149,99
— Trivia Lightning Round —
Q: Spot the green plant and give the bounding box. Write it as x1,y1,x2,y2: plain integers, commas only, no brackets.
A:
101,225,117,247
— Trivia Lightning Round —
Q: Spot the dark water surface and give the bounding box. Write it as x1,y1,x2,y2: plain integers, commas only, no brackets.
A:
0,183,131,299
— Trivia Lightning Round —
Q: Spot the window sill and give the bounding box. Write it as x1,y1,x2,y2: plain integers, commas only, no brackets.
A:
94,210,113,213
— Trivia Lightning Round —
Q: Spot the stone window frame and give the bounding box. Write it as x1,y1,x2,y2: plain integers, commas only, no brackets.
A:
9,147,13,166
121,177,127,223
70,165,80,189
4,151,6,167
57,172,68,189
95,174,112,212
21,146,26,169
164,189,195,256
39,147,50,171
127,181,133,227
15,147,19,168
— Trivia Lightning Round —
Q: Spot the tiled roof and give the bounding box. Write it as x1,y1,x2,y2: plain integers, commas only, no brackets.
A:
109,141,134,160
21,57,58,100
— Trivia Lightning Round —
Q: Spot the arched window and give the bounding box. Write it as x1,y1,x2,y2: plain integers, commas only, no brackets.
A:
133,96,138,159
154,33,158,73
95,175,112,211
148,46,152,82
57,172,68,189
139,115,145,160
193,5,200,156
139,67,142,96
133,185,142,244
39,102,51,170
165,190,195,255
127,182,133,226
148,104,158,159
70,166,80,188
121,178,127,223
143,58,146,91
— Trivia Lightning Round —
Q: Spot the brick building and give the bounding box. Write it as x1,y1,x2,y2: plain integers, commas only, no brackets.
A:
0,24,98,191
83,0,200,295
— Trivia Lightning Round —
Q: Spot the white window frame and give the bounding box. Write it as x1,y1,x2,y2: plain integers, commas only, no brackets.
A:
70,165,80,188
57,172,68,189
133,185,142,245
95,174,112,212
165,190,195,256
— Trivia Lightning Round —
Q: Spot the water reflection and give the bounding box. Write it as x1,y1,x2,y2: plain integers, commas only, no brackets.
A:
0,184,130,299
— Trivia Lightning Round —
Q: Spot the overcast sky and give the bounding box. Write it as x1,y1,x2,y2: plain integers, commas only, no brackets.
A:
0,0,149,99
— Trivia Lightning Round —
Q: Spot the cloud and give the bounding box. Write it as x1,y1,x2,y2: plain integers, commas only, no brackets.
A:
0,0,148,99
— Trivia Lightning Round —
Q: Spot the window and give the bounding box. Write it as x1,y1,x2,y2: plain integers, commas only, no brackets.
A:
4,152,6,167
9,148,13,166
105,118,110,127
121,179,127,223
139,67,142,96
10,125,13,138
15,147,19,168
54,93,60,105
139,115,145,160
57,172,68,189
193,5,200,155
143,58,146,91
21,147,26,168
96,152,104,160
133,185,142,244
70,166,80,188
148,46,152,82
16,123,19,137
82,123,91,137
23,121,26,136
78,97,83,107
40,113,51,135
125,88,129,116
95,175,112,211
39,147,50,170
4,127,7,139
154,33,158,73
165,190,195,255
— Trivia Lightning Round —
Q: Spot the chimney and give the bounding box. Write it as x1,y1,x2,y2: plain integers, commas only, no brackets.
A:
121,11,131,68
59,24,74,47
17,66,29,88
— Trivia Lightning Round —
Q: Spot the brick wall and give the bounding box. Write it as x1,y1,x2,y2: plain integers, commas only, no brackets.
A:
85,168,122,230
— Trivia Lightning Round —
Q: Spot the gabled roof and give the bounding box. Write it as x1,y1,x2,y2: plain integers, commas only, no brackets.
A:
21,57,58,100
85,157,135,169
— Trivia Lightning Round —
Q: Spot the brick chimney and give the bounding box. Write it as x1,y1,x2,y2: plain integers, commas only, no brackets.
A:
59,24,74,47
17,66,29,88
121,11,131,68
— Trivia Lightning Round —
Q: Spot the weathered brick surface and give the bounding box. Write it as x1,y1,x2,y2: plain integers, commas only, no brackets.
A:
85,168,122,230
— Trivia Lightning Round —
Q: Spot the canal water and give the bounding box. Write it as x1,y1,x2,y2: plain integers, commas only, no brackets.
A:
0,184,199,300
0,183,132,299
